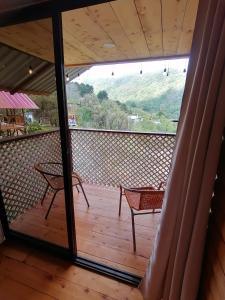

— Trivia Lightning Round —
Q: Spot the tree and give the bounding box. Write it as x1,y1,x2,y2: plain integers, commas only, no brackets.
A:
97,90,108,102
78,83,94,97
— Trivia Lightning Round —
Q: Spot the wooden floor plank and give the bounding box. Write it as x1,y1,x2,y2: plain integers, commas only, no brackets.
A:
10,184,160,276
0,242,143,300
0,276,57,300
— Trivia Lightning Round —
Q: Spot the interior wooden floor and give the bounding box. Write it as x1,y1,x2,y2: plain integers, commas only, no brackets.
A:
0,240,143,300
10,184,161,277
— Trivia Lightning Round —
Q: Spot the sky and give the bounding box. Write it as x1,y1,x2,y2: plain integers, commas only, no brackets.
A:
74,58,189,82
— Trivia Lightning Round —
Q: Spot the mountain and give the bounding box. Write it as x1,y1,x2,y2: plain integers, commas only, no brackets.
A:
79,68,186,119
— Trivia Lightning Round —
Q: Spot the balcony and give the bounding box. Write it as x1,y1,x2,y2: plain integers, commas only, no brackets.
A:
0,129,176,276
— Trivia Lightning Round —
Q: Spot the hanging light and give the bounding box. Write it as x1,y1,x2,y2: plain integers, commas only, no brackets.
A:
28,66,33,75
183,68,187,73
140,63,143,75
163,67,167,75
111,71,114,76
66,74,70,82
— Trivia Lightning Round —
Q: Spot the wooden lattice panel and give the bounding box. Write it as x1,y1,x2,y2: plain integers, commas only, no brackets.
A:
0,131,61,222
71,129,176,188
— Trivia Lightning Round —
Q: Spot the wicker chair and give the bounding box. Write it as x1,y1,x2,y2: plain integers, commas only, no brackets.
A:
34,162,89,219
119,183,165,251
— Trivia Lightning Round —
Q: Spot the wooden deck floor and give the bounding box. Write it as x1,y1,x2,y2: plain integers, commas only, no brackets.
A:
10,184,161,277
0,240,143,300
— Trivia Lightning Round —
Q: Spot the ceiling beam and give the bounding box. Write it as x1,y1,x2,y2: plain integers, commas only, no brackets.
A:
65,53,189,68
0,0,115,28
10,62,53,94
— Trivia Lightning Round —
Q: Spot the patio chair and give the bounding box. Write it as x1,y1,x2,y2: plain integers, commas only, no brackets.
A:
34,162,89,219
119,183,165,252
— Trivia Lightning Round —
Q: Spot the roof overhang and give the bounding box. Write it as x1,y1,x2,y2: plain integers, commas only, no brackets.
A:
0,0,199,67
0,0,199,95
0,43,89,95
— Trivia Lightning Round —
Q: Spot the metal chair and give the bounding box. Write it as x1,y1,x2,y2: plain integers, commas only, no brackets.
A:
119,183,165,252
34,162,89,219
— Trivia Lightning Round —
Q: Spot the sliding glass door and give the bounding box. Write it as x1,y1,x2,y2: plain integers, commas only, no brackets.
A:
0,17,71,250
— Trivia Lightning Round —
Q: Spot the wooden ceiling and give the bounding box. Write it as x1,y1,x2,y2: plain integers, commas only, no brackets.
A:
0,0,199,66
0,0,48,13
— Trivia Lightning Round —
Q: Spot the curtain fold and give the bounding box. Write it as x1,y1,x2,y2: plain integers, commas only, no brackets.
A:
140,1,225,299
0,222,5,244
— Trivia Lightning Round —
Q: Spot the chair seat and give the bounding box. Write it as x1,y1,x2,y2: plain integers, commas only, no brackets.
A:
49,176,80,190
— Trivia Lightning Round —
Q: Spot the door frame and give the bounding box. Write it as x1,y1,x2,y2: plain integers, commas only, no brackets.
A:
0,2,141,286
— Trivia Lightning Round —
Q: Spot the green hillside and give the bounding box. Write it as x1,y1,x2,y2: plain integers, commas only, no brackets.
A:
82,68,186,119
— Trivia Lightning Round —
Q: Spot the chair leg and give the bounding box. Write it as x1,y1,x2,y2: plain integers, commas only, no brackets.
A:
41,184,49,205
45,190,58,219
79,183,90,207
131,209,136,252
75,185,80,193
119,186,123,216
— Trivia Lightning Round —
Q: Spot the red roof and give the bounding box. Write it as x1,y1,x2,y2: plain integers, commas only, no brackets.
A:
0,91,39,109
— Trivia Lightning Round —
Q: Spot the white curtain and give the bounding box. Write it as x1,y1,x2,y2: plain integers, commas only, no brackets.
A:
140,0,225,299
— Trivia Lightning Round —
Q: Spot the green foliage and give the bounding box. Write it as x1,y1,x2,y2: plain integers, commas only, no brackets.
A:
26,121,42,133
97,90,109,102
82,68,186,120
31,92,59,126
29,67,186,134
65,75,184,133
78,83,94,97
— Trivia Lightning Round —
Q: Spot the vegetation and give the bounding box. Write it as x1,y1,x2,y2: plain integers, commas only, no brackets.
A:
84,68,186,120
31,92,59,127
29,68,186,133
26,121,42,133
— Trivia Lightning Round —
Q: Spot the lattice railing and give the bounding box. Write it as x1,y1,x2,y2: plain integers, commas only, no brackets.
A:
0,129,176,222
71,129,176,188
0,130,61,222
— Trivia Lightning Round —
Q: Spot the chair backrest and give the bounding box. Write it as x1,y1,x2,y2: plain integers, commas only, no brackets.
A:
140,190,164,210
158,181,167,190
34,162,63,185
124,187,164,211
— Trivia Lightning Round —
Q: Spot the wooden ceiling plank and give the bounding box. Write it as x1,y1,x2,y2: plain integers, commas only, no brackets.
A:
87,2,136,59
177,0,199,54
0,20,54,62
63,26,101,64
110,0,149,58
62,8,125,63
161,0,188,56
134,0,163,57
0,2,198,65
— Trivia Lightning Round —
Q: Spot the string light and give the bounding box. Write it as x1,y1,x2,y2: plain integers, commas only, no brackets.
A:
140,63,143,75
111,71,114,76
183,68,187,73
66,74,70,82
163,67,167,75
28,66,33,75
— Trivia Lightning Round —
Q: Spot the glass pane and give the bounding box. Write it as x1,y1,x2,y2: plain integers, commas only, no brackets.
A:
0,18,68,248
62,1,190,276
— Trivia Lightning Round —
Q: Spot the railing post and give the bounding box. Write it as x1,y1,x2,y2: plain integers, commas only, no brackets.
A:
52,12,76,255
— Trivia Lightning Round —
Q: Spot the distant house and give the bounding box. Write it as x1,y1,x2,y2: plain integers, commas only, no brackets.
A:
128,114,143,123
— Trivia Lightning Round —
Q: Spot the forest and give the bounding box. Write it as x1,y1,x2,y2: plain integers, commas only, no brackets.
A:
31,68,186,133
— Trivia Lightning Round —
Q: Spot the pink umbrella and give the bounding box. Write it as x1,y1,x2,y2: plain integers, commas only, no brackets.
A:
0,91,39,109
